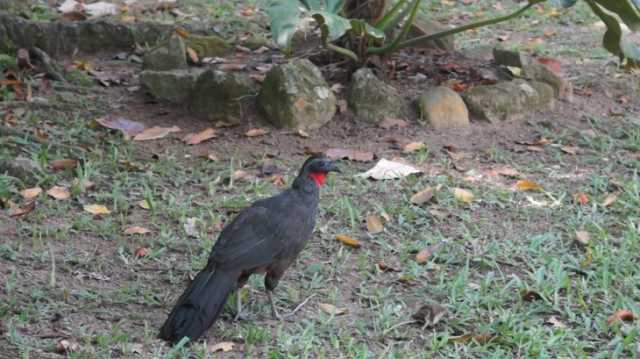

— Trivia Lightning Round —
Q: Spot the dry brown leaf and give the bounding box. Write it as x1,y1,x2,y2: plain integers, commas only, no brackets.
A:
232,170,253,182
326,148,374,162
410,186,434,205
453,188,474,203
206,152,220,161
575,230,590,245
9,201,35,217
573,192,589,205
515,180,542,191
95,116,145,136
318,303,348,316
124,226,151,235
20,187,42,199
366,214,384,234
297,129,310,138
55,339,79,354
137,200,150,210
377,261,398,272
607,309,636,325
379,117,409,129
245,128,269,137
174,27,189,38
183,128,217,145
50,159,78,171
491,166,520,178
47,186,70,200
403,142,426,153
412,304,447,325
521,290,542,302
560,146,578,155
209,341,235,353
134,247,149,258
186,46,199,64
416,244,441,264
84,204,110,215
602,193,618,207
133,126,181,141
336,234,360,248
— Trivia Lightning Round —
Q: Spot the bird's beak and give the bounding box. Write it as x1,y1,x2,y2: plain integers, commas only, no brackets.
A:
328,161,341,173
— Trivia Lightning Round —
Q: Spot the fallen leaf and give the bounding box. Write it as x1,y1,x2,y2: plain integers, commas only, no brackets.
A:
232,170,254,182
336,234,360,248
83,204,110,215
537,57,562,73
20,187,42,199
377,261,398,272
209,341,235,353
55,339,79,354
174,27,189,38
134,126,180,141
318,303,348,315
560,146,578,155
575,230,590,245
206,152,220,161
607,309,636,325
403,142,426,153
366,214,384,234
183,128,217,145
124,226,151,235
416,244,441,264
296,129,310,138
521,290,542,302
9,201,35,217
547,316,567,329
602,193,618,207
245,128,269,137
186,46,199,64
134,247,149,258
506,66,522,77
184,217,198,237
491,166,520,178
515,180,542,191
95,116,145,136
47,186,70,200
137,200,150,209
573,192,589,205
50,159,78,171
379,117,409,129
453,188,474,203
326,148,374,162
357,158,422,180
412,304,447,325
410,186,434,205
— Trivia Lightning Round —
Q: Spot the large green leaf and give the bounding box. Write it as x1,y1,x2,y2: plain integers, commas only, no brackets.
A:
586,0,640,64
594,0,640,31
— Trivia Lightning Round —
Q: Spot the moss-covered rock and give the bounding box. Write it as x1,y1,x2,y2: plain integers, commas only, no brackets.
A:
184,34,231,58
143,35,187,71
347,68,407,123
140,69,204,103
190,69,255,124
257,59,336,130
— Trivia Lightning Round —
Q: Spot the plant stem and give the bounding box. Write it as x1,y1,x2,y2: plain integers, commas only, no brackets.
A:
393,0,544,51
327,43,360,62
367,0,421,55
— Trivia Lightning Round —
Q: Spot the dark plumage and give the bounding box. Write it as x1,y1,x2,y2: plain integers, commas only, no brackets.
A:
159,156,339,344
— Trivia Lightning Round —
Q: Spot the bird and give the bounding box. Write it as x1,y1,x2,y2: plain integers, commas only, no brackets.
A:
159,155,340,345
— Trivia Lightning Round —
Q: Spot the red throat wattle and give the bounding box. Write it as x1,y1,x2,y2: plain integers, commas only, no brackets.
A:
308,172,327,187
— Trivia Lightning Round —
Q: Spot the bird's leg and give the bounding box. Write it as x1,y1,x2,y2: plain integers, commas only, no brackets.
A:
234,289,249,321
266,290,282,320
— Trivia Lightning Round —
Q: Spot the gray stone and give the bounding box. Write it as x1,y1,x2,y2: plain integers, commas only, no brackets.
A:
493,46,530,68
190,70,256,124
462,80,555,123
523,62,573,101
407,16,455,51
418,86,469,129
143,35,187,71
242,33,270,50
184,34,231,58
347,68,407,123
140,69,204,103
258,59,336,130
461,45,494,61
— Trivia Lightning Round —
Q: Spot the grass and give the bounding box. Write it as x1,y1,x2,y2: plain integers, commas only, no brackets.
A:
2,0,640,358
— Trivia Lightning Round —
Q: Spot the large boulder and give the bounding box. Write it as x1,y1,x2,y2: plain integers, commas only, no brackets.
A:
190,70,256,124
347,68,407,123
257,59,336,130
140,69,204,103
462,80,554,123
418,86,469,129
184,34,231,58
143,35,187,71
407,16,455,51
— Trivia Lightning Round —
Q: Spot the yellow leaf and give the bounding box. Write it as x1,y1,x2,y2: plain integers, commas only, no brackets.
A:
84,204,110,215
183,128,217,145
47,186,70,200
602,193,618,207
453,188,474,203
415,244,441,264
403,141,426,153
515,180,542,191
245,128,269,137
186,46,199,64
336,234,360,248
124,226,151,235
133,126,181,141
318,303,348,315
175,27,189,38
410,186,434,205
137,200,150,210
20,187,42,199
366,214,384,234
208,341,234,353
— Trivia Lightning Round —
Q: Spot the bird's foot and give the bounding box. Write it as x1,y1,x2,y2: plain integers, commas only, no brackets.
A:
233,311,249,321
270,294,317,321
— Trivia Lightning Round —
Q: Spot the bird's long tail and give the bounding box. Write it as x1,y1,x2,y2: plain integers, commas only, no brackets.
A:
159,267,238,344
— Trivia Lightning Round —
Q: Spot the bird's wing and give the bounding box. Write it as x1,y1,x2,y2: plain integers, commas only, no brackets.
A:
208,199,307,270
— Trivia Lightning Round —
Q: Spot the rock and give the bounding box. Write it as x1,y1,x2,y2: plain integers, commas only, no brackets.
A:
258,59,335,130
493,46,530,68
0,156,42,181
418,87,469,129
242,33,270,50
407,16,455,51
143,35,187,71
140,69,204,103
461,45,494,61
523,62,573,101
462,80,554,123
347,68,407,123
190,70,256,124
184,34,231,58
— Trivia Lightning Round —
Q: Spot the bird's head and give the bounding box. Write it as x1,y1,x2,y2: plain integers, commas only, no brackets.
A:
298,155,340,187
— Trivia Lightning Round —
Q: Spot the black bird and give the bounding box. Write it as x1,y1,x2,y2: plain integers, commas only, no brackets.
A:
159,155,339,344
